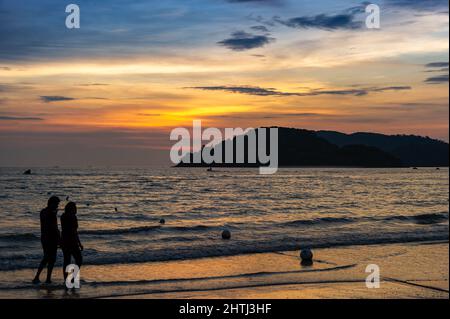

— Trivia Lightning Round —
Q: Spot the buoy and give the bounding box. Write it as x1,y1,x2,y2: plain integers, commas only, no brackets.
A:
300,249,313,261
23,169,32,175
159,218,166,225
222,229,231,240
114,207,118,212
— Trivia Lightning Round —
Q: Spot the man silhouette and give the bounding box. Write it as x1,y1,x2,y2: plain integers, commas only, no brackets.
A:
32,196,61,284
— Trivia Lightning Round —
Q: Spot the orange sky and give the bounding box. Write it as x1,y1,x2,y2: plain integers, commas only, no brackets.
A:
0,0,448,166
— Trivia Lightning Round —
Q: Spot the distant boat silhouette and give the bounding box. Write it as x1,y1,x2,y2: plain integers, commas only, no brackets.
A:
23,169,32,175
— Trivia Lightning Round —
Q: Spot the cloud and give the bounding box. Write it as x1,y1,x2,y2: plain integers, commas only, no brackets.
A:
190,85,282,96
0,116,43,121
250,25,270,32
40,96,76,102
188,85,412,97
0,66,10,71
205,112,329,120
424,62,449,84
137,113,162,117
425,62,449,68
387,0,449,10
0,84,19,92
227,0,279,3
425,74,449,84
77,83,110,87
274,9,363,30
425,68,449,73
218,31,275,51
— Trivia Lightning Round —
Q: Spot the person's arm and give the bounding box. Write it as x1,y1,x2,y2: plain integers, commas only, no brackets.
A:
53,212,62,246
74,216,83,251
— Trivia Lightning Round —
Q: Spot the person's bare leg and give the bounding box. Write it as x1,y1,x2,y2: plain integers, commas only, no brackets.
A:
45,247,57,284
32,258,47,284
63,249,71,281
46,262,55,284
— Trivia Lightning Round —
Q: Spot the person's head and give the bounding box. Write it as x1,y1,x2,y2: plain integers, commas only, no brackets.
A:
65,202,77,215
47,196,60,211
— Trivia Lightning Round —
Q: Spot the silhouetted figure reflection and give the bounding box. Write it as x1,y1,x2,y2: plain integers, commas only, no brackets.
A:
61,202,83,281
33,196,61,284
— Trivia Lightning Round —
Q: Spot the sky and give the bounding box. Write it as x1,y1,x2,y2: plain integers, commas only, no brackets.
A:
0,0,448,166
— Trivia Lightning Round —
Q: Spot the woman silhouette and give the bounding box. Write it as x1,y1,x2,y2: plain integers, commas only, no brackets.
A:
61,202,83,280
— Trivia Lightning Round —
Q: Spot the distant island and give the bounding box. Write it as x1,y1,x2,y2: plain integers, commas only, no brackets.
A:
176,127,449,168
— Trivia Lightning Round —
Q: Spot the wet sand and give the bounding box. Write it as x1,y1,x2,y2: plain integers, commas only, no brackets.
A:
0,241,448,299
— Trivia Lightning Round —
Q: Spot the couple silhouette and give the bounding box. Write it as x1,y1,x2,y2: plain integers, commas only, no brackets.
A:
32,196,83,284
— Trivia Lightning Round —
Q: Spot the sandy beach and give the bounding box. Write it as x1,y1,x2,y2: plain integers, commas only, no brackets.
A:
0,240,447,299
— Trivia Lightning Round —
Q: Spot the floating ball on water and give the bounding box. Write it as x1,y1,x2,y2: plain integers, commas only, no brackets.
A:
301,259,314,267
300,249,313,261
222,230,231,240
159,218,166,225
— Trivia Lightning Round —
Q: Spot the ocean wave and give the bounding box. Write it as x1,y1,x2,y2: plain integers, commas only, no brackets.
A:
384,212,448,225
1,212,446,244
0,233,39,241
0,230,447,271
79,224,223,236
281,212,449,228
281,217,356,227
0,263,357,291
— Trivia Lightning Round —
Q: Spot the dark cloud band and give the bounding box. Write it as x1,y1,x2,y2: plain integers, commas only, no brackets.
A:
0,116,43,121
218,31,275,51
188,85,412,97
425,74,449,84
40,96,76,102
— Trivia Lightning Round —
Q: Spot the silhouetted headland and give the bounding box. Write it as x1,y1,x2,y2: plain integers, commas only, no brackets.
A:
176,127,449,168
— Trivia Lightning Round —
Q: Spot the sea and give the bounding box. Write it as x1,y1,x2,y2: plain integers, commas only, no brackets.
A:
0,167,448,295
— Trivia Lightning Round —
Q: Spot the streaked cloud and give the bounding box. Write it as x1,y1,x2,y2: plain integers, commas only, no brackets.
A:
226,0,280,3
426,62,449,68
218,31,275,51
425,74,449,84
77,83,110,87
387,0,449,10
0,116,43,121
189,85,412,97
274,4,366,30
250,25,270,32
424,61,449,84
40,96,76,102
